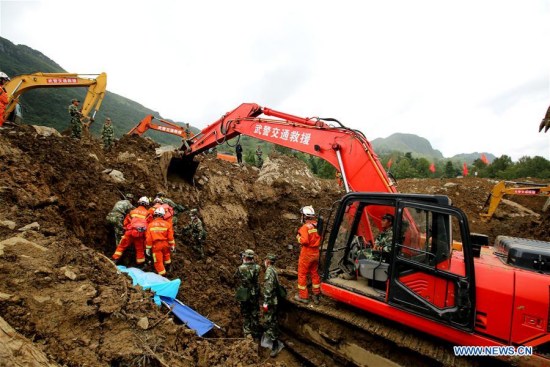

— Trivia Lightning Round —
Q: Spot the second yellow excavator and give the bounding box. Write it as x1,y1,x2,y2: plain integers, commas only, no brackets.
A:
480,180,550,221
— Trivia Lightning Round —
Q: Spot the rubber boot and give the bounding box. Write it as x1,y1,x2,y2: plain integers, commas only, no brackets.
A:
294,294,309,304
312,294,320,305
270,340,284,357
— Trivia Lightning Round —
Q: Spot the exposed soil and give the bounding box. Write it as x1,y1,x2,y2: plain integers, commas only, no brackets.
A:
0,124,547,366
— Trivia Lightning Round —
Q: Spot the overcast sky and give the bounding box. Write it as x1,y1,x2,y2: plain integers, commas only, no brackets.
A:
1,0,549,160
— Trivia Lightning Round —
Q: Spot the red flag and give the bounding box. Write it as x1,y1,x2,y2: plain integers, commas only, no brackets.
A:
463,163,469,176
429,163,435,173
481,154,488,165
386,158,393,169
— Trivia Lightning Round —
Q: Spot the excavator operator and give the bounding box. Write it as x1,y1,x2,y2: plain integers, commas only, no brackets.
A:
295,205,322,305
0,72,10,128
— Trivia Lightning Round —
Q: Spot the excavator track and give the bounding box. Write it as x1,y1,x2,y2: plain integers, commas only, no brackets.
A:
279,294,509,367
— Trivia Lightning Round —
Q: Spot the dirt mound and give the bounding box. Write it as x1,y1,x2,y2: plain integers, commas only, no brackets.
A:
397,177,549,242
0,124,546,366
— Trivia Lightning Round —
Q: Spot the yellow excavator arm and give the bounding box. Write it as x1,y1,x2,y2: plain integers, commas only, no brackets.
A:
3,72,107,122
480,180,550,221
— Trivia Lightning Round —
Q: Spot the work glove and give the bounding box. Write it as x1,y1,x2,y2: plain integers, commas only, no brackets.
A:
145,248,151,257
261,303,268,313
170,245,176,253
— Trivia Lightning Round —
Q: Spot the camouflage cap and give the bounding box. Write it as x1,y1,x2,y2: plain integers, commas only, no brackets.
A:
156,192,165,197
71,98,80,103
242,249,255,258
190,208,198,215
125,193,134,199
265,253,277,262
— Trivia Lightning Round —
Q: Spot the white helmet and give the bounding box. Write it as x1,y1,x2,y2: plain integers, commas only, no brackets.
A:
301,205,315,217
0,72,9,81
154,207,166,217
138,196,150,206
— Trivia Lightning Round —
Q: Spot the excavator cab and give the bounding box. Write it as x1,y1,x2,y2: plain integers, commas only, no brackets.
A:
322,192,476,331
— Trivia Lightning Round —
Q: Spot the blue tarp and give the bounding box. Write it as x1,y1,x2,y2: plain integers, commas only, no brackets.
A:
117,266,181,305
160,296,215,337
117,266,215,336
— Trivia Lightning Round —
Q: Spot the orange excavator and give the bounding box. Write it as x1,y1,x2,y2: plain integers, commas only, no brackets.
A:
3,72,107,124
128,115,237,163
128,114,192,140
170,103,550,366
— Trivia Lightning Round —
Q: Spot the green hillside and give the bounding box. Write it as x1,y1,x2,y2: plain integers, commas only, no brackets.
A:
0,37,191,146
371,133,444,160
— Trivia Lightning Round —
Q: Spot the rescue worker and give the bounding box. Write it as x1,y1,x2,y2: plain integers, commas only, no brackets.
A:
146,206,176,276
183,208,206,259
374,214,394,252
150,196,175,224
105,193,135,245
235,249,261,339
295,205,321,305
68,98,85,139
101,117,115,150
112,196,151,266
255,145,263,168
262,254,285,357
155,192,186,227
0,72,9,128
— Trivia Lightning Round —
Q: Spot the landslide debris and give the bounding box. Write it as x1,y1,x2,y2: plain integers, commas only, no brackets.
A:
0,124,546,366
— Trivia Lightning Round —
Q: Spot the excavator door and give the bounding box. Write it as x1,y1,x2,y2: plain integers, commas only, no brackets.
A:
388,200,476,331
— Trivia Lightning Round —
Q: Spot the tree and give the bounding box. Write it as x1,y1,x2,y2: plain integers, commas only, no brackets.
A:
444,161,455,178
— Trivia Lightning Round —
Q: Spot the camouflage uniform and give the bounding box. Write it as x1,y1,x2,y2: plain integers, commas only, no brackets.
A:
106,199,134,245
68,103,82,139
235,259,261,338
375,227,393,252
263,263,281,341
255,147,263,168
101,120,115,150
161,197,187,227
183,214,206,258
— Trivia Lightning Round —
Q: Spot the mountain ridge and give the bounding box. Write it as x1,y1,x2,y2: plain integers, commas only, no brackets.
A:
2,36,497,160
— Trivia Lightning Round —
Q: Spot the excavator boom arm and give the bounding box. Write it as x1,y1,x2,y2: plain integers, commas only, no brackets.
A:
185,103,396,195
128,114,190,138
3,72,107,120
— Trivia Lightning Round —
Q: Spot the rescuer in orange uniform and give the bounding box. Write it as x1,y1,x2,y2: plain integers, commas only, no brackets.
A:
146,206,176,276
295,205,322,305
149,196,174,223
0,72,10,128
112,196,151,266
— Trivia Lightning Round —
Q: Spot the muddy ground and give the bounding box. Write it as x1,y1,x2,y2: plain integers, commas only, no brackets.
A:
0,124,547,367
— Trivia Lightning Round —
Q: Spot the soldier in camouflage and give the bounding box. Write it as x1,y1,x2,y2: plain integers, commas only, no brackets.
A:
235,249,261,339
374,214,394,252
68,98,84,139
106,194,135,245
262,254,284,357
156,192,187,228
101,118,115,150
183,209,206,258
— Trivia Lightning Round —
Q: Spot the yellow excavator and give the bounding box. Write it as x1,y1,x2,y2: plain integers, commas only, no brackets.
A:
480,180,550,221
3,72,107,124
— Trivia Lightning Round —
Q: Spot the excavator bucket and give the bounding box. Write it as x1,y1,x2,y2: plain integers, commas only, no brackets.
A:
159,150,199,184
